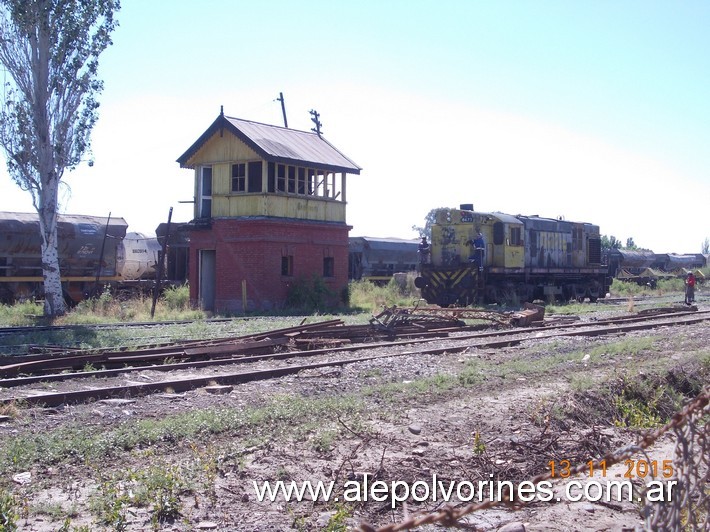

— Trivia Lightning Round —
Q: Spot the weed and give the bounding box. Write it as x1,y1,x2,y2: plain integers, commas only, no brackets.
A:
189,443,218,505
0,488,19,531
347,276,420,313
322,503,352,532
89,475,129,531
360,368,383,378
29,500,67,521
569,374,595,392
276,466,290,481
286,274,337,312
136,464,185,529
472,431,486,455
312,429,337,453
613,395,662,428
161,284,190,310
0,401,20,419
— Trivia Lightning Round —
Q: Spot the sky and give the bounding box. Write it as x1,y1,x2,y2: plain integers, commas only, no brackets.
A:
1,0,709,254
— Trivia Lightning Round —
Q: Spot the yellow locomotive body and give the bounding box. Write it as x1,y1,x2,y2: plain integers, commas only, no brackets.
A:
415,206,609,306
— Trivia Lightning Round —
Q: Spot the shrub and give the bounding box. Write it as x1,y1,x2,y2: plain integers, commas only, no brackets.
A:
285,274,336,312
162,284,190,311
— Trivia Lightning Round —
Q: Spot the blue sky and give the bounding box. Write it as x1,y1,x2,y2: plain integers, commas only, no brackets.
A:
1,0,708,253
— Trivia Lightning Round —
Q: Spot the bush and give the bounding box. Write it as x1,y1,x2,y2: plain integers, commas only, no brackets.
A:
348,273,422,313
162,284,190,311
285,275,336,312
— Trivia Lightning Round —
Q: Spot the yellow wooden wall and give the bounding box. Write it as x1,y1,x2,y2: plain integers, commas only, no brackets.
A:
189,132,347,223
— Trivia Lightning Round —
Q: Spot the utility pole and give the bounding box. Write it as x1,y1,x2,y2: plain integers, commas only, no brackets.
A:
276,92,288,128
309,109,322,137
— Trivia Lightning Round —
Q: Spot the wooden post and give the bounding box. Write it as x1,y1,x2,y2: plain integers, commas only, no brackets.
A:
151,207,173,319
242,279,247,314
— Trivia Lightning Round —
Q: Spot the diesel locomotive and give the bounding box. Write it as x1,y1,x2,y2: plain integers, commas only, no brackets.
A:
414,205,610,306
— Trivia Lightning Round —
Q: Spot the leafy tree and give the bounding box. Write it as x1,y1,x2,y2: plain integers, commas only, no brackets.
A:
702,237,709,255
412,207,447,240
601,235,622,252
624,237,637,250
0,0,120,316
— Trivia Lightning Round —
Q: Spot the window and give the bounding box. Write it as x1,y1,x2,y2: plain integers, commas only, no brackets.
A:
231,163,246,192
199,166,212,219
288,166,296,193
323,257,334,278
307,169,316,195
276,164,286,192
267,162,275,192
510,226,523,246
248,161,262,192
297,167,306,194
572,226,584,251
281,255,293,276
493,222,504,245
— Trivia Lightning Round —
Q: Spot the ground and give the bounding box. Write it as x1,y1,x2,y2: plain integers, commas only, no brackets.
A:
0,293,708,531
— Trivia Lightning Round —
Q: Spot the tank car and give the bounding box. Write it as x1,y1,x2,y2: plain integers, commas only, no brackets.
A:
0,211,128,304
116,232,162,281
414,206,610,306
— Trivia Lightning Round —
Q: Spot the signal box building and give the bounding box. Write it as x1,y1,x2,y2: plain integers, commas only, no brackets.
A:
177,110,361,312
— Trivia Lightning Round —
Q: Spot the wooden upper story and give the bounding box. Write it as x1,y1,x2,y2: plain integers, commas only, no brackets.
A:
177,111,361,224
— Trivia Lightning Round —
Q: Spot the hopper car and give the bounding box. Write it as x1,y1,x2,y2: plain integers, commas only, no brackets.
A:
0,211,189,305
606,249,706,287
348,236,419,283
414,205,610,306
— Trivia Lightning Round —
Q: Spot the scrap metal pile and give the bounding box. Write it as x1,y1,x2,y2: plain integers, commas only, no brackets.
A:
1,306,543,380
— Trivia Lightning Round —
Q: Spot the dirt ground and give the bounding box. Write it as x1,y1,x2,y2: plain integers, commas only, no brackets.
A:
1,294,708,531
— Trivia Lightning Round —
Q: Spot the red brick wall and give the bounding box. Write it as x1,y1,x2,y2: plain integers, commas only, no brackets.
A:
187,218,350,312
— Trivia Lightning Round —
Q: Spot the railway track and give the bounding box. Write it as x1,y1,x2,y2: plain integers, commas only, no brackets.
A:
1,307,706,408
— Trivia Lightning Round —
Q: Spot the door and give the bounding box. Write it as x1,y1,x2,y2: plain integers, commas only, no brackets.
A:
199,249,216,311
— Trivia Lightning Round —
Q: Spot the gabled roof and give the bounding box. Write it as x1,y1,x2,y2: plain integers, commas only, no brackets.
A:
177,113,361,174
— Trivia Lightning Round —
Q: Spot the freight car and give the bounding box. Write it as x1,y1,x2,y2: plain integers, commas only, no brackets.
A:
0,212,189,305
414,206,610,306
606,248,706,286
0,212,128,304
348,236,419,283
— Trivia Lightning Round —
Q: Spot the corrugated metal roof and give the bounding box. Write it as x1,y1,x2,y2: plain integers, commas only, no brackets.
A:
177,113,361,174
0,211,128,228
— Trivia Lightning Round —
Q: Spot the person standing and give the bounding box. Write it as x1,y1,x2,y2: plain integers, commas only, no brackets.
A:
418,236,431,266
468,231,486,271
685,272,696,305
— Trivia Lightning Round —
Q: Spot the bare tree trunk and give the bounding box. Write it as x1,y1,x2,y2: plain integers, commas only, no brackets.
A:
37,179,65,316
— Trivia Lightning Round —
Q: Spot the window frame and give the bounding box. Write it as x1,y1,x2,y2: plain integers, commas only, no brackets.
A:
231,163,246,193
323,256,335,278
281,255,293,277
198,166,212,219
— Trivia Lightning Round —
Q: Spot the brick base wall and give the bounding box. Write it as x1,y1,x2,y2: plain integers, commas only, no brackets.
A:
187,218,350,312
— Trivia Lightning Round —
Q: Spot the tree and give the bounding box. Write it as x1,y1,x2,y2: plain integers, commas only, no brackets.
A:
601,235,622,252
624,237,637,250
0,0,119,316
412,207,447,240
702,237,709,255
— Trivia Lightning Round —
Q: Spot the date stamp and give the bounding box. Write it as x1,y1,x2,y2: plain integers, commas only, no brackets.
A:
548,459,675,479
